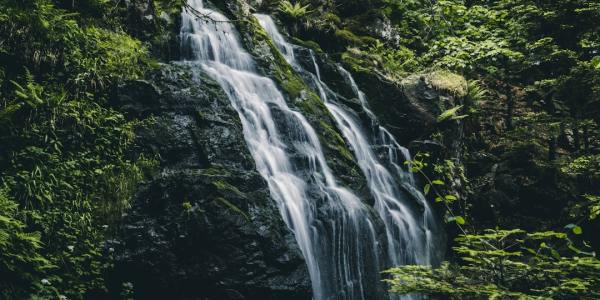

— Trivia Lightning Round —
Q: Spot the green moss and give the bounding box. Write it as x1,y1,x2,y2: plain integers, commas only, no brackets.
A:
341,50,375,73
199,166,231,177
335,29,363,45
319,120,355,162
279,74,307,99
323,12,342,26
215,197,250,221
335,29,377,46
182,201,193,212
248,18,270,40
425,71,468,97
212,179,244,197
291,37,325,54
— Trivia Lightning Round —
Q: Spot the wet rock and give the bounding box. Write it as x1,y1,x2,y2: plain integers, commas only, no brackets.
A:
109,63,311,300
123,0,181,61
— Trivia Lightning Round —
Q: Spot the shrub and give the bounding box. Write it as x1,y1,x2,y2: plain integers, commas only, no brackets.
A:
385,229,600,299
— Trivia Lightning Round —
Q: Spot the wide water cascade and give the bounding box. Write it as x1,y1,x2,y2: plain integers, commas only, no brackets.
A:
255,12,441,283
181,1,387,299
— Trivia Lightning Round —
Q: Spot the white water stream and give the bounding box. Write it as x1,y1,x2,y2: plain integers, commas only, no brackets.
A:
256,10,440,282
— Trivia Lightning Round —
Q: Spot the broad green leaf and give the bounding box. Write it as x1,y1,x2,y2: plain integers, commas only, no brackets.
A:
447,216,465,225
565,223,583,234
445,194,458,201
592,56,600,69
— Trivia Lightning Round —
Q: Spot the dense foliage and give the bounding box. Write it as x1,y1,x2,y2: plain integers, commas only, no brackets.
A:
270,0,600,297
0,0,163,297
386,229,600,299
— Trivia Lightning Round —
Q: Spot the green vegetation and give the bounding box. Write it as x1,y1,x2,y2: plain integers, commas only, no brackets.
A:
279,0,311,19
0,0,161,298
269,3,598,293
216,197,250,220
386,229,600,299
275,0,598,296
394,147,600,298
0,189,52,299
213,179,245,197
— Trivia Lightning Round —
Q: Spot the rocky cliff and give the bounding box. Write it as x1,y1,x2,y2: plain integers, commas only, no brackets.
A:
109,1,465,298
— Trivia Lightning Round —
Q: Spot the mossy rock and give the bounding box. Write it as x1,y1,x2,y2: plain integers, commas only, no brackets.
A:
420,71,468,98
212,179,245,197
341,49,376,74
335,28,377,47
291,37,325,54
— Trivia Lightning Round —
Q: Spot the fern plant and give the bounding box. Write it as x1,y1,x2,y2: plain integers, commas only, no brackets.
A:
279,1,311,19
0,189,52,299
465,80,488,112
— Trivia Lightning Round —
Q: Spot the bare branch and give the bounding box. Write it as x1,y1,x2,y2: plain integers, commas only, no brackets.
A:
183,4,238,23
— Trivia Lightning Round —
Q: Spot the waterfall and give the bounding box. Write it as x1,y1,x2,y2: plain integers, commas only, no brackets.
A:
336,67,441,267
181,1,385,299
255,12,440,275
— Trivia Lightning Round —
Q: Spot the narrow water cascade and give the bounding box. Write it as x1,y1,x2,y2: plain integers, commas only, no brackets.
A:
255,13,441,274
181,1,385,299
336,67,442,267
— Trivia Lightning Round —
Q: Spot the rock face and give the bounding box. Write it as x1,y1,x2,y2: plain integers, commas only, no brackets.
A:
296,45,465,150
354,71,466,146
109,63,311,299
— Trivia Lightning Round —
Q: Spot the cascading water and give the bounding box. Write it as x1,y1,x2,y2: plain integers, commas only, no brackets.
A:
256,13,440,277
181,1,386,299
336,67,441,267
